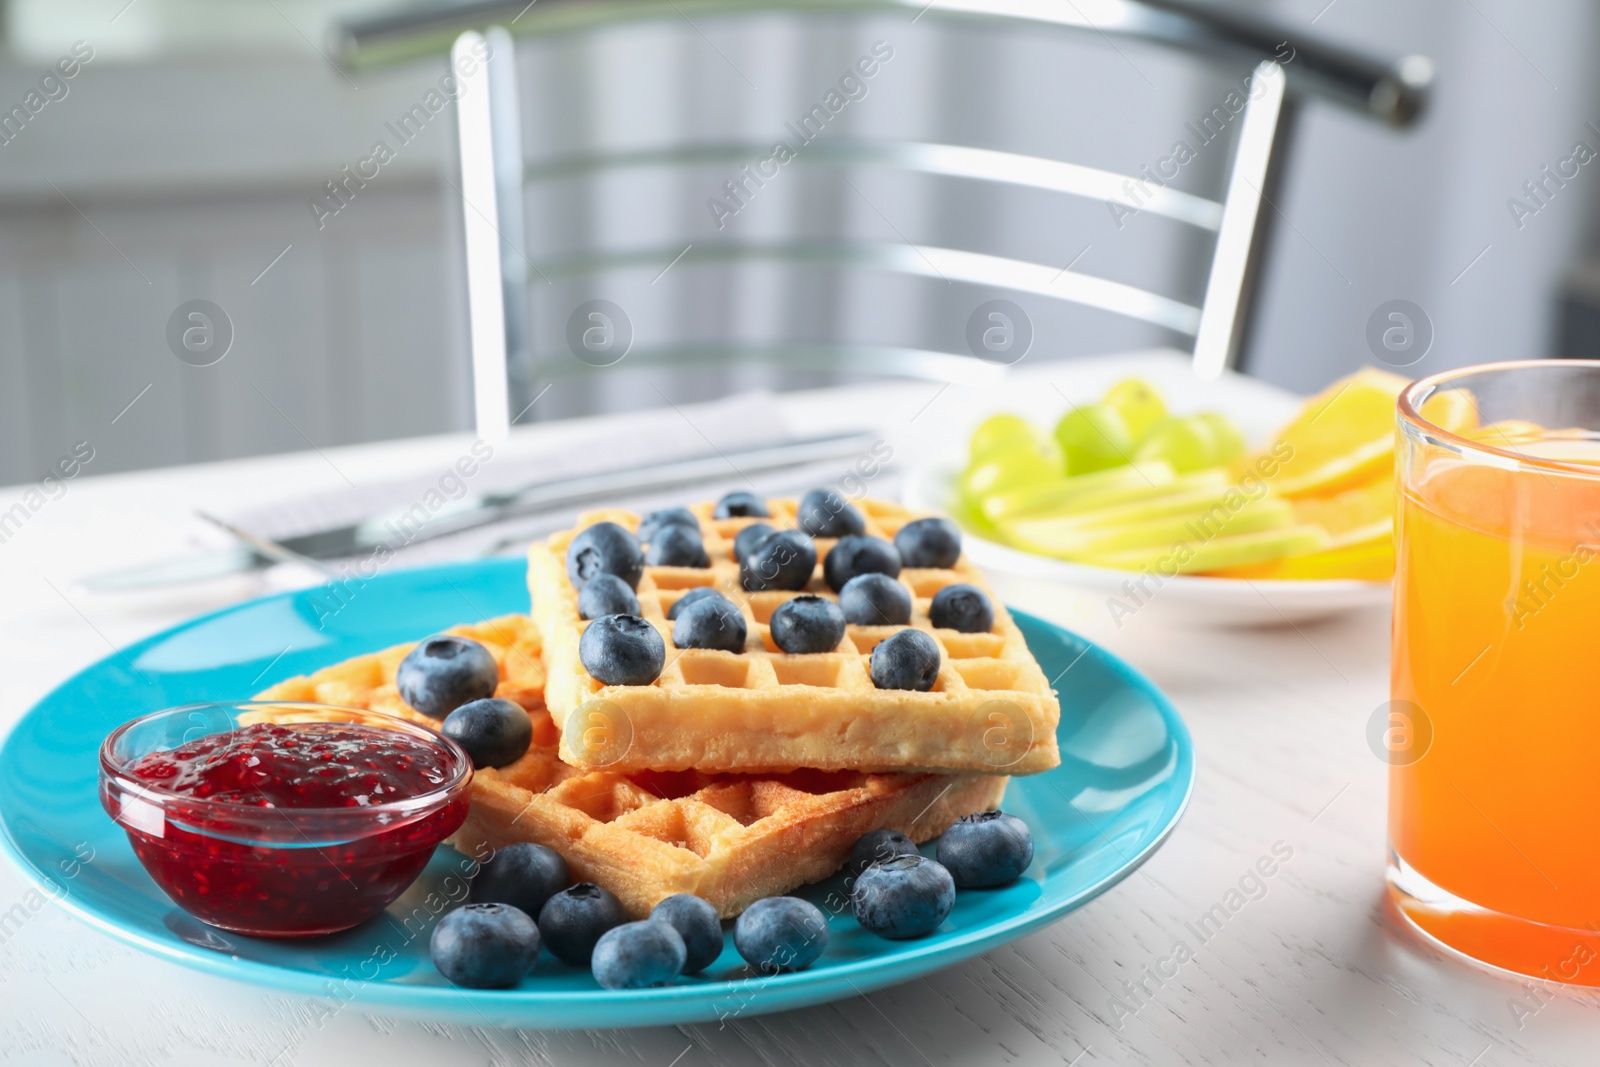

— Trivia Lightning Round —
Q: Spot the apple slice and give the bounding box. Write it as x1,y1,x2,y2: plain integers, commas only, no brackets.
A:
1073,524,1329,574
1004,498,1294,559
979,461,1176,522
1002,477,1251,542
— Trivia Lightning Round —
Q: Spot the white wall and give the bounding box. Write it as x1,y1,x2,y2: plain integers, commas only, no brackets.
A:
0,54,472,483
1249,0,1600,391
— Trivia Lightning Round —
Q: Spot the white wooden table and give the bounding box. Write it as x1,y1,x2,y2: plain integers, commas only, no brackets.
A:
2,354,1595,1066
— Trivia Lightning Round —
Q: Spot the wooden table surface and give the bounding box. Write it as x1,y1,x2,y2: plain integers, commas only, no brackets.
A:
2,354,1594,1066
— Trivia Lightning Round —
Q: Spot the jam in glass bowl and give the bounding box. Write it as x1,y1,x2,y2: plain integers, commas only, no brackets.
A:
99,702,472,937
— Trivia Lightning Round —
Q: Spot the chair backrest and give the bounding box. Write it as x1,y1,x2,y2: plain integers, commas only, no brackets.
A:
341,0,1430,438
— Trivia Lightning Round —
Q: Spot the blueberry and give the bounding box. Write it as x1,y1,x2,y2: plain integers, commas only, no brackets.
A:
844,829,920,878
644,524,710,568
590,920,687,989
894,517,962,569
566,521,644,591
733,896,828,974
769,595,846,654
673,595,747,652
470,842,571,918
429,903,540,989
852,854,955,939
929,584,994,633
869,629,941,691
441,697,533,769
637,507,699,544
579,615,666,686
714,490,770,519
740,530,817,592
822,535,902,593
578,573,641,621
397,635,500,719
796,489,866,538
732,522,776,562
667,586,729,621
838,573,912,626
538,882,628,966
936,811,1034,888
650,894,723,974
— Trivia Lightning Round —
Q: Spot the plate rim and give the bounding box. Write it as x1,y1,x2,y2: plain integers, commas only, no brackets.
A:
0,558,1195,1025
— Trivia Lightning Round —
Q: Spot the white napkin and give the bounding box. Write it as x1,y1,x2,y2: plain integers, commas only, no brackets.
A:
220,389,878,568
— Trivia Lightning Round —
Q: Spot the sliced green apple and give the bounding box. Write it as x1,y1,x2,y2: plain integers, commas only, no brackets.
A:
1004,498,1294,559
1073,524,1330,574
1001,475,1243,540
979,461,1176,522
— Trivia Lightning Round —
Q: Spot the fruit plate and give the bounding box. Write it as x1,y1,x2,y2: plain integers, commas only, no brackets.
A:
0,558,1193,1029
900,356,1393,629
904,462,1391,629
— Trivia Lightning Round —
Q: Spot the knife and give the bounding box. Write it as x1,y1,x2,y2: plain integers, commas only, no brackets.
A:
80,430,883,591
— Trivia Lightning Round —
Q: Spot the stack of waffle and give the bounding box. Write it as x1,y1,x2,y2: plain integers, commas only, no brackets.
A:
256,497,1062,918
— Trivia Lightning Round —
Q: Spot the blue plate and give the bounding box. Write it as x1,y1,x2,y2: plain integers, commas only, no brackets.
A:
0,559,1192,1028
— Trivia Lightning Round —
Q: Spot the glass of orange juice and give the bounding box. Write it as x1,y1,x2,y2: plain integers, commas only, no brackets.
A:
1392,360,1600,984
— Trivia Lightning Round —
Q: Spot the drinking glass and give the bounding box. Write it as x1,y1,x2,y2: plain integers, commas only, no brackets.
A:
1391,360,1600,984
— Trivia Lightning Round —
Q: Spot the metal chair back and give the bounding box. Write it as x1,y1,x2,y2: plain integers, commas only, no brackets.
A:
339,0,1431,436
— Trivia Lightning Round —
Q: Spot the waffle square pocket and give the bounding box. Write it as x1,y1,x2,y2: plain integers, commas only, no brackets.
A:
532,497,1062,776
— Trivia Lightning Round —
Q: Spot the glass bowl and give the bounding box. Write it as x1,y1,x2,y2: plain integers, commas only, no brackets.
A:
99,702,472,938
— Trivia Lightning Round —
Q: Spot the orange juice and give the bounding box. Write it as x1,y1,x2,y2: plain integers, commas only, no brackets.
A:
1392,443,1600,983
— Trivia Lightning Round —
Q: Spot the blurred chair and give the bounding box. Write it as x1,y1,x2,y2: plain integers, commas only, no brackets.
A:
341,0,1431,437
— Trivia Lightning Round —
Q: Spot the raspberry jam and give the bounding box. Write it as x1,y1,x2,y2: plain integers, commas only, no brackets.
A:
101,711,472,938
129,723,457,807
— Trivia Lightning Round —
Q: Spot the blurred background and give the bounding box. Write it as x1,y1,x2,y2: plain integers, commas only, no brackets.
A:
1,0,1596,484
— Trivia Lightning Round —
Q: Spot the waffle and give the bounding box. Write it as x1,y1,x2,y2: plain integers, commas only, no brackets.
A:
250,616,1008,918
250,614,548,728
531,497,1061,776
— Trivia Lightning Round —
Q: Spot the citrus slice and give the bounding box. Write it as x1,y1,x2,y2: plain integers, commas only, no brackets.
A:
1418,388,1478,434
1239,367,1408,498
1207,536,1393,580
1203,475,1393,579
1459,419,1549,449
1287,475,1392,549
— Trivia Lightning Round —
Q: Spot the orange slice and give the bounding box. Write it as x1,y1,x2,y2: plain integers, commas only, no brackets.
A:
1288,475,1392,548
1460,419,1552,449
1240,368,1408,498
1418,388,1479,435
1207,536,1393,580
1206,475,1393,579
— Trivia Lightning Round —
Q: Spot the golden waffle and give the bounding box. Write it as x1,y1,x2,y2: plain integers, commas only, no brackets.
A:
251,614,547,727
531,497,1061,776
251,615,1008,918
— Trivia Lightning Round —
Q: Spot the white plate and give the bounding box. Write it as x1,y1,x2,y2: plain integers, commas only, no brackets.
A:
899,356,1391,630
